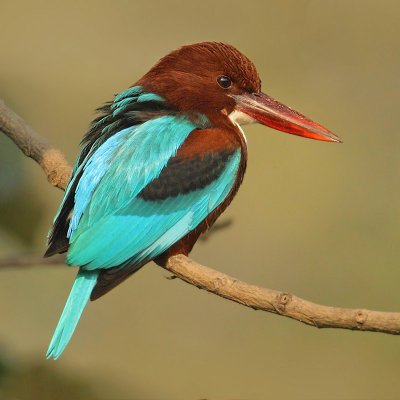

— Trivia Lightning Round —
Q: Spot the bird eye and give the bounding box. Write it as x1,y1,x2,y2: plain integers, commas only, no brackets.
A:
217,75,232,89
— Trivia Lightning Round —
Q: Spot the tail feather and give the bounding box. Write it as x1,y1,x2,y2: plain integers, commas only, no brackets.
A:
47,269,99,359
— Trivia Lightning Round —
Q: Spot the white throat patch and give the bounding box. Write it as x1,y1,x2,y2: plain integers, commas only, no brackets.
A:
228,110,256,145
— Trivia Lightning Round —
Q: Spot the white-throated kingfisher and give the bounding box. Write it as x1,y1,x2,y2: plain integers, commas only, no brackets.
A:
45,42,341,359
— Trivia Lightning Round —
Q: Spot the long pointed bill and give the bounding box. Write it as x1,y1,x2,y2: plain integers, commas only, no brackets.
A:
233,92,341,143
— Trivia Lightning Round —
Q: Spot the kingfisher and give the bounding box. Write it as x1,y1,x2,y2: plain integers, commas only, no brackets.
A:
44,42,341,359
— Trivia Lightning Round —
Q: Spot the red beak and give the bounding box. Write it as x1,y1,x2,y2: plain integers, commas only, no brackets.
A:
233,92,341,143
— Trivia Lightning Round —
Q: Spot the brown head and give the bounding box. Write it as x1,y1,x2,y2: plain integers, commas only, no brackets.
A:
137,42,341,142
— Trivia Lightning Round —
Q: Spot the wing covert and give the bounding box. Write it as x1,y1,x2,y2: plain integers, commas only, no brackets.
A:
67,148,241,269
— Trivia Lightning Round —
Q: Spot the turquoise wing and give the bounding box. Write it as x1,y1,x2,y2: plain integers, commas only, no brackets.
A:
68,151,241,269
63,115,241,270
45,85,180,257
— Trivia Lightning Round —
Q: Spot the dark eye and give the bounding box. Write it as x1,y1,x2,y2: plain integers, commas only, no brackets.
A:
217,75,232,89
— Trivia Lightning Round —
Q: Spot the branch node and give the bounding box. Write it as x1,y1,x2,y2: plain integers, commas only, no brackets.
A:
355,309,368,326
276,292,293,313
213,276,229,291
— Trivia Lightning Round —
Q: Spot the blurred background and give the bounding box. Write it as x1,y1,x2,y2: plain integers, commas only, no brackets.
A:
1,0,400,399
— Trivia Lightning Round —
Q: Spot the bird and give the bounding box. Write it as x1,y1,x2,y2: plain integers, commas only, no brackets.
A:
44,41,341,359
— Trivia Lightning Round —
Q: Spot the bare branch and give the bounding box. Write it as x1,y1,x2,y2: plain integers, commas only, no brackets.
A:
165,255,400,335
0,253,65,268
0,99,71,189
1,97,400,335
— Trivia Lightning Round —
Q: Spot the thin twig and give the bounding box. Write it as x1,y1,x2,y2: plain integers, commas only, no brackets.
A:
1,97,400,335
0,253,65,268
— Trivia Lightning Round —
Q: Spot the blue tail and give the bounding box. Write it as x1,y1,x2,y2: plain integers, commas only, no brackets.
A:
46,269,99,359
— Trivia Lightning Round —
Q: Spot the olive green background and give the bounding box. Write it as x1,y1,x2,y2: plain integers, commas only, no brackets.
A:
1,1,400,399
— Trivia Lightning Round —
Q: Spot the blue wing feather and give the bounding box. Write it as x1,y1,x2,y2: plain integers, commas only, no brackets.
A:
67,145,241,269
68,115,198,239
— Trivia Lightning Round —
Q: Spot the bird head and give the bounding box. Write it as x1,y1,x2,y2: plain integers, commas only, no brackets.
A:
137,42,341,143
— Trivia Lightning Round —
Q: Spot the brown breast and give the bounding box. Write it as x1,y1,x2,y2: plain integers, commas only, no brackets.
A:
154,121,248,266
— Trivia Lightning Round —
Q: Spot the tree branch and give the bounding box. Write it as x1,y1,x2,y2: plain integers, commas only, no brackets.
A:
0,253,65,268
1,98,400,335
166,255,400,334
0,99,71,189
